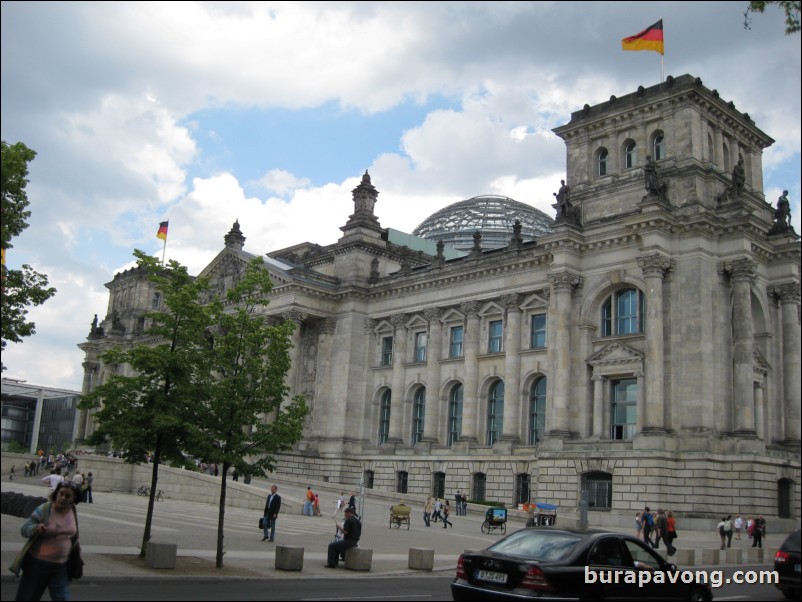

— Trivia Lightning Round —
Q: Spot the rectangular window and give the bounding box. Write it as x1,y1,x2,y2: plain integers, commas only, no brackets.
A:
488,320,503,353
414,331,427,363
450,325,464,358
610,378,637,440
530,313,546,348
381,336,393,366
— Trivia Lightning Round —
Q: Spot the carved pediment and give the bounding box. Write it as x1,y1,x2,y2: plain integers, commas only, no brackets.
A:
753,346,771,375
586,341,644,367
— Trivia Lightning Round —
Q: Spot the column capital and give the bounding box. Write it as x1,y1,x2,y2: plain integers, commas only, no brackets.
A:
718,258,758,284
390,313,408,329
460,301,479,317
282,309,308,324
548,271,582,292
501,294,521,311
591,372,605,382
637,253,672,278
319,318,337,335
770,282,801,304
423,307,443,322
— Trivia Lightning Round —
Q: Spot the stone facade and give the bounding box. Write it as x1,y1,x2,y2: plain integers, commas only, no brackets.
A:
77,75,801,524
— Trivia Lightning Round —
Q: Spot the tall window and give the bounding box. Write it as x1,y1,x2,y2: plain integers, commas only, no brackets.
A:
583,472,613,511
414,331,427,362
488,319,503,353
530,313,546,348
598,149,608,176
625,140,637,169
397,471,408,494
528,377,547,445
151,292,161,310
515,473,531,506
653,132,665,160
381,336,393,365
472,473,487,501
362,470,374,489
412,388,425,444
610,379,636,440
602,288,645,336
450,325,464,358
486,380,504,445
447,384,463,446
378,390,391,444
432,472,446,499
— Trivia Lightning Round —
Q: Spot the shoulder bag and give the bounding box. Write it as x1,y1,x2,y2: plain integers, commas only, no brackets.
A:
66,507,84,580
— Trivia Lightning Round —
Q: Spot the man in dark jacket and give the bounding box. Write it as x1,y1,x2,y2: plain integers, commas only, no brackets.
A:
326,506,361,568
654,508,675,555
262,485,281,542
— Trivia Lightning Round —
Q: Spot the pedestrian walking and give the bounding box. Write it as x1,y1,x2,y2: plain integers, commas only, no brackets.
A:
442,500,453,529
734,514,743,540
752,515,766,548
423,497,432,527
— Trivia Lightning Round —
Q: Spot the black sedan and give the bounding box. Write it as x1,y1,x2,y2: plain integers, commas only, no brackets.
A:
452,527,712,601
774,528,801,600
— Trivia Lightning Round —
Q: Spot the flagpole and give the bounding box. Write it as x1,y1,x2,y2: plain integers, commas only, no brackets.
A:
161,239,167,265
660,15,665,82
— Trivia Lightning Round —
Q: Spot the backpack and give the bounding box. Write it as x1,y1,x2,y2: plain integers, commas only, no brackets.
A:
645,513,654,527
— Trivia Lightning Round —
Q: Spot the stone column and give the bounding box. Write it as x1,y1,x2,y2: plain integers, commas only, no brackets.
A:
722,258,758,436
281,309,307,410
74,361,99,443
387,314,408,443
422,308,442,442
592,372,605,438
459,302,479,442
754,381,765,441
546,271,581,438
772,284,801,443
313,319,337,439
635,369,645,435
501,294,522,442
638,254,671,433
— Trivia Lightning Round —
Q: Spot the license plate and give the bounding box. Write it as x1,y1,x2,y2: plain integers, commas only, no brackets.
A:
794,563,800,573
477,570,508,584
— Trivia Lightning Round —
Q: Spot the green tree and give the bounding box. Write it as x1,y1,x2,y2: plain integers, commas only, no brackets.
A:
79,250,213,556
190,257,308,568
745,1,801,34
1,141,56,370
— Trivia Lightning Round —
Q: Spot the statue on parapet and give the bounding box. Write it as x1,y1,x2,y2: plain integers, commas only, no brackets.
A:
552,179,579,224
644,156,668,200
769,190,795,235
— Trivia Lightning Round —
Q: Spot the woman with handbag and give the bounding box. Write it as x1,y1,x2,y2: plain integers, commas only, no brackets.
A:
11,481,83,601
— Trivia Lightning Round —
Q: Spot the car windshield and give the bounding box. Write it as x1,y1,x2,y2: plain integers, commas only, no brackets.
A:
488,530,581,561
782,530,801,551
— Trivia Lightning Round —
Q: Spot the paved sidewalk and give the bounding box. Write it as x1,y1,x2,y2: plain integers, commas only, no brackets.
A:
2,476,787,582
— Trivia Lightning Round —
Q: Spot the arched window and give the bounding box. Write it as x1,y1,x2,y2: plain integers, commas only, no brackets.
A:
412,387,425,444
529,377,547,445
601,288,645,336
625,140,637,169
723,143,730,172
472,473,487,501
432,471,446,499
447,384,463,446
151,292,161,310
652,132,665,160
378,390,391,444
486,380,505,445
583,471,613,511
597,148,608,176
397,471,408,494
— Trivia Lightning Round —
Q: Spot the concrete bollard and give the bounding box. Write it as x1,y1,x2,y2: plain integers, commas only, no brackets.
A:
701,549,720,565
674,548,695,566
408,548,435,571
275,545,304,571
745,547,768,563
724,548,742,564
145,542,177,569
345,547,372,571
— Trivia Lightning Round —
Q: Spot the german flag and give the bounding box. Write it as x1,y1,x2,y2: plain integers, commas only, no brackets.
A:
621,20,664,55
156,220,169,241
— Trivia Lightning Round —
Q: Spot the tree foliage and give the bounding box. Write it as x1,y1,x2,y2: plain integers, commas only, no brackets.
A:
79,250,213,556
745,1,801,33
1,141,56,370
190,256,308,568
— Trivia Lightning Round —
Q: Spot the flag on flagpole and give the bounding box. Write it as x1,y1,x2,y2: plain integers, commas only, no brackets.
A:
156,221,169,241
621,19,664,55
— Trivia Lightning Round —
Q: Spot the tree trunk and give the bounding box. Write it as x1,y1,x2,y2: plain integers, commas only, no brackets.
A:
215,460,230,568
140,434,162,558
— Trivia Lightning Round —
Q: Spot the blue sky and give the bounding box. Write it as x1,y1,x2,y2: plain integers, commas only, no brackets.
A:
2,1,800,390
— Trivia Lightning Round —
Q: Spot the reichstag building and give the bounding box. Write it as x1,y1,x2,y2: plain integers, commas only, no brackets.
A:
77,74,800,524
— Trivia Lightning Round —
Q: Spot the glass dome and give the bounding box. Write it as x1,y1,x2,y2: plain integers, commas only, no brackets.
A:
412,195,553,252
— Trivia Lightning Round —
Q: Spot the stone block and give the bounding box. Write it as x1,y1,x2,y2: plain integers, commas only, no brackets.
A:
145,542,177,569
275,545,304,571
345,547,372,571
674,548,695,566
700,549,720,565
745,547,768,563
408,548,434,571
724,548,742,563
